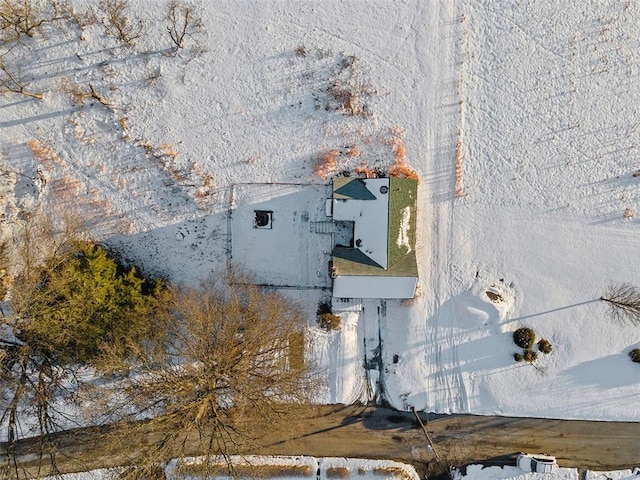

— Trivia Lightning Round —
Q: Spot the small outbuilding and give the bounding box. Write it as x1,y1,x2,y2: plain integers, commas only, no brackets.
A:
329,177,418,299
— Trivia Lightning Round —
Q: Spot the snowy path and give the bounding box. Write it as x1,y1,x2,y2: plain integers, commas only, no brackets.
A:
380,0,465,412
308,302,368,405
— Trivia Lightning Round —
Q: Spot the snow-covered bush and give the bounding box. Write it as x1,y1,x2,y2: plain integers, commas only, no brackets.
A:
513,327,535,349
538,339,553,354
523,349,538,363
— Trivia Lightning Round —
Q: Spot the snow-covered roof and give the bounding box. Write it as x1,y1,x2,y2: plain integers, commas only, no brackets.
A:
331,177,418,299
332,178,389,269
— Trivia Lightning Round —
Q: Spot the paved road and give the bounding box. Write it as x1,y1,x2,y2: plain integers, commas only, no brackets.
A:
4,405,640,478
259,406,640,477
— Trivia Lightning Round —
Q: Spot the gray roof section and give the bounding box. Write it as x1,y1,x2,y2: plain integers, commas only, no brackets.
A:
333,178,377,200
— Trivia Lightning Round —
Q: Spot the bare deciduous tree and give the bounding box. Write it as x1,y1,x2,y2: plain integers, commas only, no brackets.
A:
166,1,202,50
98,0,144,45
0,54,44,98
113,275,315,478
601,283,640,324
0,213,87,479
0,212,164,479
0,0,49,41
62,82,113,108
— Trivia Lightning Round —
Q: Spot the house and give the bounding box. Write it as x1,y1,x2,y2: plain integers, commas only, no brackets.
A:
328,177,418,299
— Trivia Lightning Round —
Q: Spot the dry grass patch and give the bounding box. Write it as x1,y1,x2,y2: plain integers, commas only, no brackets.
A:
27,139,65,170
345,143,360,157
373,466,413,480
49,176,84,202
0,241,8,301
177,462,313,478
388,137,419,181
325,54,376,117
326,467,351,478
313,149,340,180
288,331,304,370
119,117,129,135
319,312,341,331
99,0,145,45
454,130,465,197
354,161,379,178
62,83,114,109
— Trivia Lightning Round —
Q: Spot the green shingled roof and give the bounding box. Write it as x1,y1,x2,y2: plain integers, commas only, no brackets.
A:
333,245,417,277
386,178,417,269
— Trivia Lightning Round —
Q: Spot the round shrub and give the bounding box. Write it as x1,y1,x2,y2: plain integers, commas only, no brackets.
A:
514,353,524,362
523,349,538,363
538,338,552,354
629,349,640,363
513,328,536,349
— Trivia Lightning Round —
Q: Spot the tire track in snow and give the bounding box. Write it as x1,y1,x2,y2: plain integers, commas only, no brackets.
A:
425,0,471,414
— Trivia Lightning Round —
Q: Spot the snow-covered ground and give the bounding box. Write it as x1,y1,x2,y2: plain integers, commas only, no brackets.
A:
48,462,640,480
45,456,421,480
453,464,578,480
1,0,640,424
386,0,640,420
453,466,640,480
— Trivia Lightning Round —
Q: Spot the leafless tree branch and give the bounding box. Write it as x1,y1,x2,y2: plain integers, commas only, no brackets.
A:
98,0,144,45
110,273,316,478
601,283,640,324
0,54,44,99
166,1,202,51
0,0,49,41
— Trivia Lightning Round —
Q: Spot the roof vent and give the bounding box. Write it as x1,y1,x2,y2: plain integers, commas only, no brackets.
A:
355,239,362,247
380,186,388,194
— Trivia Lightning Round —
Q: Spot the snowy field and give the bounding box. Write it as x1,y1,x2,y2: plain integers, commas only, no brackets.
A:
1,0,640,425
394,0,640,420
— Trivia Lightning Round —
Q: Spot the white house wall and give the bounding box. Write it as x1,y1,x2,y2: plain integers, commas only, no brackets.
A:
333,275,417,299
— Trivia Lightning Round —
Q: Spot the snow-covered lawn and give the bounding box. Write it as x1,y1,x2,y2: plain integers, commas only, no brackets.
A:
453,466,640,480
385,0,640,420
454,464,579,480
46,456,421,480
1,0,640,426
46,462,640,480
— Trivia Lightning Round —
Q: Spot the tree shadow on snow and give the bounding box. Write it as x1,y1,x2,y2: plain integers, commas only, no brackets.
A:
564,349,640,389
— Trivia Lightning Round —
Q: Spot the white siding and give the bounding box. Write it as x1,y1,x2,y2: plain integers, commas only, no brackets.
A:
333,275,417,299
